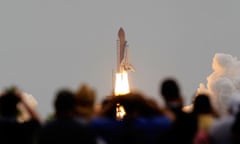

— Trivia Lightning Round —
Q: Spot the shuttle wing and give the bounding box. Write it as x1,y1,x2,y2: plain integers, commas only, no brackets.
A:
120,44,135,72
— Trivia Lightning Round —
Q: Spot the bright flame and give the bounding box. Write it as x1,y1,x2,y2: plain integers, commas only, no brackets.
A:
116,103,126,120
114,71,130,96
114,71,130,120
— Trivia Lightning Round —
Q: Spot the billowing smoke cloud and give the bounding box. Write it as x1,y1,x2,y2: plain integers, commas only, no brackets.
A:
198,53,240,115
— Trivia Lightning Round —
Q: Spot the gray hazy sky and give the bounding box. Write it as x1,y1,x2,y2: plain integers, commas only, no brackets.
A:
1,0,240,118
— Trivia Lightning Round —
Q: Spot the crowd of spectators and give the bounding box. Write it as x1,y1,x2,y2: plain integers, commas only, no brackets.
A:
0,77,240,144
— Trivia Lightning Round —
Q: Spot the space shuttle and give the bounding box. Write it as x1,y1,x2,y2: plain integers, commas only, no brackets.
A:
117,27,135,73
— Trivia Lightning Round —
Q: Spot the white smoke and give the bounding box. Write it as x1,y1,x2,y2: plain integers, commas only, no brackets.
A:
198,53,240,116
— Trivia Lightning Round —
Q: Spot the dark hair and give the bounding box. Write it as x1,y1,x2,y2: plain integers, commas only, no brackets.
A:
193,94,213,114
54,89,76,114
160,78,180,100
99,92,163,119
0,90,20,117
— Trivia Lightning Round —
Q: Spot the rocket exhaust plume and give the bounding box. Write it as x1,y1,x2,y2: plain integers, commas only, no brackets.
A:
114,71,130,96
196,53,240,116
113,28,135,119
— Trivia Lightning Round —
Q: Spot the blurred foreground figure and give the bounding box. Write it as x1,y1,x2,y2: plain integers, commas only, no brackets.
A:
91,92,173,144
192,93,218,131
37,89,96,144
192,93,218,144
0,87,41,144
209,93,240,144
229,94,240,144
75,84,96,120
159,77,197,144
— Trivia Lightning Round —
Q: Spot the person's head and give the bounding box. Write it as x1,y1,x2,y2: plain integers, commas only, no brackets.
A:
99,92,163,120
121,92,163,118
193,93,215,115
160,78,180,100
54,89,76,118
0,88,21,117
160,77,183,109
75,83,96,119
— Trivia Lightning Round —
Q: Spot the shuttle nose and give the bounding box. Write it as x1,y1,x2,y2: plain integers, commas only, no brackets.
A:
118,27,125,40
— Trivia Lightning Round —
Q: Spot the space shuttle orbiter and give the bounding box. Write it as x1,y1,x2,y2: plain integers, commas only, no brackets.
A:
117,27,135,73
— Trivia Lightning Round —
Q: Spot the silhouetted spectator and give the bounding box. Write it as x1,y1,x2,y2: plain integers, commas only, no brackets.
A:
193,93,218,131
91,92,172,144
159,77,197,144
232,111,240,144
209,93,240,144
231,94,240,144
192,93,217,144
0,86,41,144
37,88,96,144
75,84,96,120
